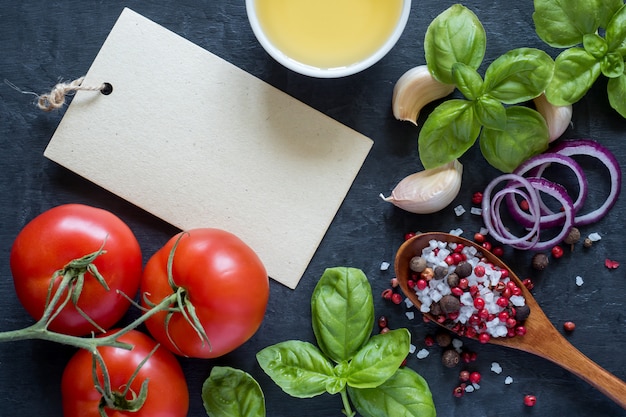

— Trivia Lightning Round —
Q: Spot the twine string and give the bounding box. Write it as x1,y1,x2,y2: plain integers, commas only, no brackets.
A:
37,77,109,112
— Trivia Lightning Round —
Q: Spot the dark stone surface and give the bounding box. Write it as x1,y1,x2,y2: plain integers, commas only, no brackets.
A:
1,1,625,416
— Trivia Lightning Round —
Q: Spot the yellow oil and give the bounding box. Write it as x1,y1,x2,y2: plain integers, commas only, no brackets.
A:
254,0,404,69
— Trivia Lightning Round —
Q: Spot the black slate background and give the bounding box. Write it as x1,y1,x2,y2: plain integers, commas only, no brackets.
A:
1,1,625,416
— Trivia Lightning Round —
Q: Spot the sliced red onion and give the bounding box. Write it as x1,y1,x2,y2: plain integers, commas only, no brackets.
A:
507,153,588,228
482,174,541,249
482,174,575,250
548,139,621,226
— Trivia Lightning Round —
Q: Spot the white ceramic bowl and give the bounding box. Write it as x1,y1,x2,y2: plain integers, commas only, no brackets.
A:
246,0,412,78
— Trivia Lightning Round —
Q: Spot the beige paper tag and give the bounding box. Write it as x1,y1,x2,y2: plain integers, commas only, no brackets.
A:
44,8,373,289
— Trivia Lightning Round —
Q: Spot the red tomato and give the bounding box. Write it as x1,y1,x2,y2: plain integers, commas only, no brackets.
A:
61,329,188,417
141,228,269,358
10,204,142,336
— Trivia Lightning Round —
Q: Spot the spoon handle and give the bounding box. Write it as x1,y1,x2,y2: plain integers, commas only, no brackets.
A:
525,323,626,409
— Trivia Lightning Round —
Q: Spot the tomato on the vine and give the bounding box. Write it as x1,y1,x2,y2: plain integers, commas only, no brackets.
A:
10,204,143,336
141,228,269,358
61,329,188,417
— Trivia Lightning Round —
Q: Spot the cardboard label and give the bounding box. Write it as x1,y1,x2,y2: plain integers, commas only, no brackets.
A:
44,8,373,289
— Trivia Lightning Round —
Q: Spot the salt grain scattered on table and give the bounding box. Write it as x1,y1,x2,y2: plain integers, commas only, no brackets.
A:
416,348,430,359
504,376,514,384
576,275,584,286
405,311,415,320
380,261,390,271
491,362,503,374
454,205,466,216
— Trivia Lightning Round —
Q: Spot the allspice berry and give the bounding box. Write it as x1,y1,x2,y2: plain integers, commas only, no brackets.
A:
440,294,461,314
442,349,460,368
564,227,581,246
410,256,427,273
531,253,549,270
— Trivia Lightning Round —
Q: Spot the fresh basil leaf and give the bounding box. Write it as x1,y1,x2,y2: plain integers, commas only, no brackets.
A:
606,4,626,55
583,33,608,59
482,48,554,104
475,96,506,131
418,99,481,169
202,366,265,417
546,48,601,106
425,4,486,84
602,52,625,78
256,341,337,398
533,0,604,47
347,368,436,417
479,106,549,173
608,73,626,118
311,267,374,364
597,0,625,29
346,329,410,389
452,62,483,101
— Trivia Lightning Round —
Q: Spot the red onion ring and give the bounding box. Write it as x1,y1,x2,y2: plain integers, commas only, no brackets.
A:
548,139,621,226
506,153,588,228
482,174,541,249
482,174,575,251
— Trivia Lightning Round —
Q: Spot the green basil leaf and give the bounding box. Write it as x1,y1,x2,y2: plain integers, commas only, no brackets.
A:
479,106,549,173
606,4,626,55
425,4,486,84
608,73,626,118
482,48,554,104
583,33,608,59
418,99,481,169
602,52,625,78
202,366,265,417
475,96,506,131
545,48,601,106
598,0,626,29
311,267,374,364
348,368,436,417
452,62,483,100
533,0,606,47
346,329,410,389
256,341,337,398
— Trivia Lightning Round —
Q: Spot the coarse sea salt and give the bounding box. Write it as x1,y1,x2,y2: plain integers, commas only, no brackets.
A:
576,275,584,286
470,207,482,215
405,311,415,320
416,348,430,359
409,344,416,354
491,362,503,374
380,261,390,271
504,376,513,385
588,232,601,242
454,205,466,216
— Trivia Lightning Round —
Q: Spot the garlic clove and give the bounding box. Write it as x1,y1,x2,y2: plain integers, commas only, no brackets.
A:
533,93,573,142
392,65,455,126
380,160,463,214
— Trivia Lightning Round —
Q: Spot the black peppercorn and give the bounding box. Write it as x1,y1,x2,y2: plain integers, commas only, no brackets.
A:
442,349,460,368
455,261,472,278
515,304,531,321
430,301,442,316
435,331,452,348
434,265,448,280
583,237,593,248
440,294,461,314
446,272,460,288
531,253,549,270
410,256,427,273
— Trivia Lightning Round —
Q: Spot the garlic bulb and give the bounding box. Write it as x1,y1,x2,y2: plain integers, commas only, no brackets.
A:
380,160,463,214
392,65,455,125
533,93,573,142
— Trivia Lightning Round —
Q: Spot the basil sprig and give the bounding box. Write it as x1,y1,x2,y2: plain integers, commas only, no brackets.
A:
419,4,553,172
533,0,626,117
202,366,266,417
257,267,435,417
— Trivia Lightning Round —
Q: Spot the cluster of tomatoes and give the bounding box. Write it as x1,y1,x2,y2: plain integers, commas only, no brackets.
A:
8,204,270,416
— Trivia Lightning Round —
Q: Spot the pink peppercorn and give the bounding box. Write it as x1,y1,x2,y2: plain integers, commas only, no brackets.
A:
524,394,537,407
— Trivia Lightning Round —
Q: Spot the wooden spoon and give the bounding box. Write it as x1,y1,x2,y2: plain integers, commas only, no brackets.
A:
394,232,626,409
